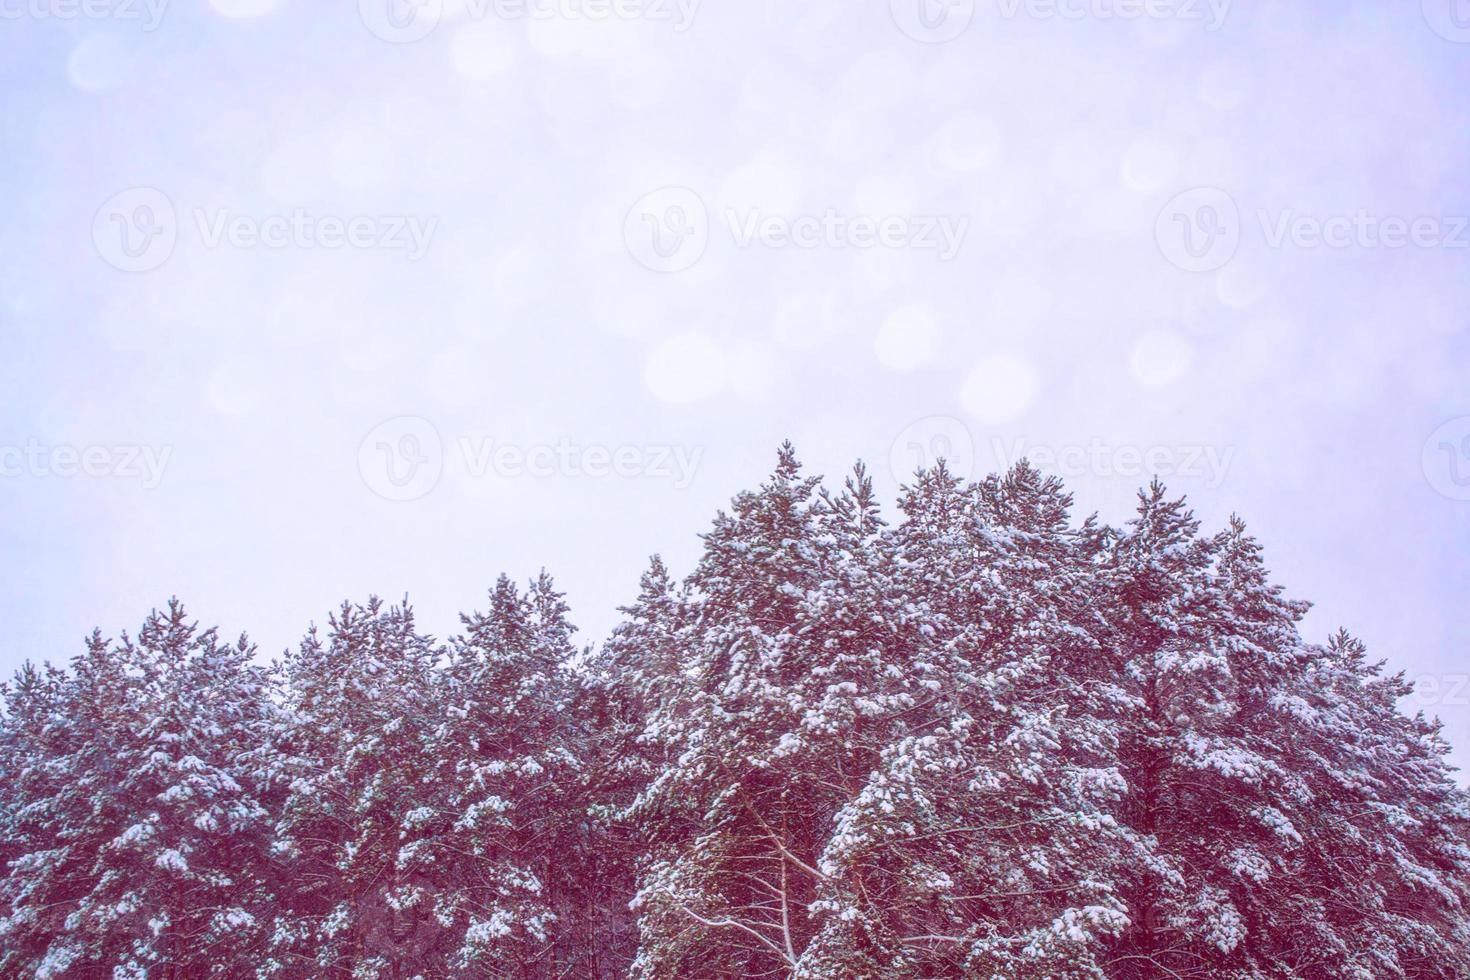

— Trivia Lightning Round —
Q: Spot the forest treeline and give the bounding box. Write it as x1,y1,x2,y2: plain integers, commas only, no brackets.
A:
3,447,1468,978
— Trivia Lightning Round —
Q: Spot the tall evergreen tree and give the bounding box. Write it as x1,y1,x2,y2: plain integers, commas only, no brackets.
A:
266,597,439,978
391,573,589,977
806,462,1133,978
0,602,278,978
1099,490,1470,978
629,444,843,976
582,555,689,976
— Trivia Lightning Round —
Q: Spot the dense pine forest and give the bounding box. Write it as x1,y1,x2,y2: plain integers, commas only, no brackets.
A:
3,447,1468,979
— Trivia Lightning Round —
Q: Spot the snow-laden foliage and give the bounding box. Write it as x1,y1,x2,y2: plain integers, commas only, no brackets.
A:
2,447,1468,978
0,602,278,977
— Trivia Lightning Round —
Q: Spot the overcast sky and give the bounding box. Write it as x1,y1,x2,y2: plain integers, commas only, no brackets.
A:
2,0,1468,765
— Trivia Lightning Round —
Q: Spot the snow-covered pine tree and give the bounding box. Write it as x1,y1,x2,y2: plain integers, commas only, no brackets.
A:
1097,488,1470,978
1097,480,1249,977
807,462,1133,978
1255,628,1470,978
0,658,72,975
628,444,850,976
588,555,686,805
752,460,926,977
266,596,439,978
392,572,594,977
0,602,278,978
0,655,91,977
580,555,689,976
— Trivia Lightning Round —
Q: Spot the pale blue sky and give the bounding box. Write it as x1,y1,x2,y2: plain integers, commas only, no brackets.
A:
2,0,1468,766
